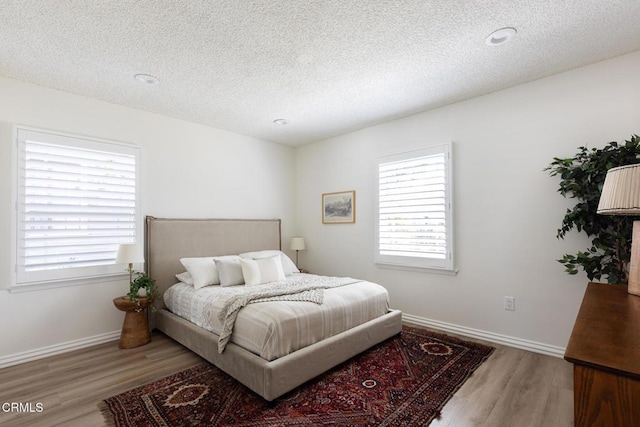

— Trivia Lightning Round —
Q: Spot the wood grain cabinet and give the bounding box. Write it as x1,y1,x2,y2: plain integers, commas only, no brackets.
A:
564,282,640,426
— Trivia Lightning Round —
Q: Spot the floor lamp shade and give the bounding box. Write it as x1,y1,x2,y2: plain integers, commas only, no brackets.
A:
597,164,640,295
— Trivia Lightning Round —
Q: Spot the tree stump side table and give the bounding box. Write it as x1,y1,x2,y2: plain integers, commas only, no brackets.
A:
113,296,151,349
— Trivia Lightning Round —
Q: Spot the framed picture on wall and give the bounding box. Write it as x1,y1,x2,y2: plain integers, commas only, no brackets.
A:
322,190,355,224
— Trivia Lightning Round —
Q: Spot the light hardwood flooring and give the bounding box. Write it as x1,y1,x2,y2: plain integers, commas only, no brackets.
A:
0,328,574,427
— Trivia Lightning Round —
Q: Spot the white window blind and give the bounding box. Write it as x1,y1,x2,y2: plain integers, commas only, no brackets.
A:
375,144,453,271
14,127,141,286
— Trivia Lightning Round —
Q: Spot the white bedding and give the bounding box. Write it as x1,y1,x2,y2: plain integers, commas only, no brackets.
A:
163,274,390,361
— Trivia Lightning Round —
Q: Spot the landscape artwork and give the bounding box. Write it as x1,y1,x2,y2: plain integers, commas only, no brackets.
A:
322,191,355,224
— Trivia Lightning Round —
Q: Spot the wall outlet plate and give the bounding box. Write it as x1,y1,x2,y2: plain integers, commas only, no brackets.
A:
504,296,516,311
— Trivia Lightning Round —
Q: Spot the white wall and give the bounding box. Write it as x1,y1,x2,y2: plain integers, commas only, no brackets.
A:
2,51,638,364
0,77,296,363
295,51,640,353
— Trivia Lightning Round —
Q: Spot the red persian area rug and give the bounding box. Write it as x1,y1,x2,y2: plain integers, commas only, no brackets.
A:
102,326,494,426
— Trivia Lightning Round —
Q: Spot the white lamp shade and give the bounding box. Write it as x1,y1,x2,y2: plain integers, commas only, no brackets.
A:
598,164,640,215
115,243,144,264
290,237,306,251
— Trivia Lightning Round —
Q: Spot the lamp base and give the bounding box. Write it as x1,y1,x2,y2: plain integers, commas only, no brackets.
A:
629,221,640,296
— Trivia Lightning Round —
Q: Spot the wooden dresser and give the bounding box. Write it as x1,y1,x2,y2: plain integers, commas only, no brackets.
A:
564,282,640,426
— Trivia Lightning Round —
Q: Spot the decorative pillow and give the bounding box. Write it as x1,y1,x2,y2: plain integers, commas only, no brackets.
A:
214,258,245,287
239,250,299,275
179,257,218,289
240,256,286,286
175,271,194,286
180,255,241,289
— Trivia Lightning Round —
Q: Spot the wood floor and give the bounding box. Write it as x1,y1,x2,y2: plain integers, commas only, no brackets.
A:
0,327,574,427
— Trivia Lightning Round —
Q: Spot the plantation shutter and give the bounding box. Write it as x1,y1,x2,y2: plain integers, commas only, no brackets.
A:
375,144,453,270
15,128,140,286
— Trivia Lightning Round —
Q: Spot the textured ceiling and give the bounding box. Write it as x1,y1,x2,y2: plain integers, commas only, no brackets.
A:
2,1,640,146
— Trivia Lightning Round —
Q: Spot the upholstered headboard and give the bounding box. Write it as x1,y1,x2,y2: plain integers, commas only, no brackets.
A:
144,216,281,300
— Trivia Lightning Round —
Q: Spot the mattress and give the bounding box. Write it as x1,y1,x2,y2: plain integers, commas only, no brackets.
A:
163,274,390,361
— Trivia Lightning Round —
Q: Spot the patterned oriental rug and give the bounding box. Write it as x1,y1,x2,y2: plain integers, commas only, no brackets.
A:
102,326,494,426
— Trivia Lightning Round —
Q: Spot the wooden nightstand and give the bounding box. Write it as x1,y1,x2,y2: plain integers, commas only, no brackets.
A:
113,296,151,349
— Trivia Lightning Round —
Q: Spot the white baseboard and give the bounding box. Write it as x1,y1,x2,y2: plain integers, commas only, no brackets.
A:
0,330,120,369
402,313,566,358
0,316,567,369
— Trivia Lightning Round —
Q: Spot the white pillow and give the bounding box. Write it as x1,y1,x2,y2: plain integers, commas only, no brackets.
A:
179,257,218,289
175,271,194,286
239,250,299,276
240,256,286,286
180,255,241,289
215,258,245,287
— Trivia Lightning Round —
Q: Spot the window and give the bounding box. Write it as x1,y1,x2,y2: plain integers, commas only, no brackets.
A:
13,127,141,288
375,143,454,271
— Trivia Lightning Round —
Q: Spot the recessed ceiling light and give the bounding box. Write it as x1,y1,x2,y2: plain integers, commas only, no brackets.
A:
273,119,289,125
486,27,517,46
134,74,160,85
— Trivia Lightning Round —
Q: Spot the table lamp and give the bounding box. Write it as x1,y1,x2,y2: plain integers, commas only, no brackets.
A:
116,243,144,284
597,163,640,295
290,237,306,269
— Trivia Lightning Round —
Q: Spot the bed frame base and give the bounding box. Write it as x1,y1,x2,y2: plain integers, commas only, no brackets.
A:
145,216,403,401
156,308,402,401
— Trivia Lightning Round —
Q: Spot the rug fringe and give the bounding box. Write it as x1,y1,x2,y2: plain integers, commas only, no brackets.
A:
97,400,116,427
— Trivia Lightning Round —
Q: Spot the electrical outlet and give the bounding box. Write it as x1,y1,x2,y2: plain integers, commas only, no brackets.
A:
504,296,515,311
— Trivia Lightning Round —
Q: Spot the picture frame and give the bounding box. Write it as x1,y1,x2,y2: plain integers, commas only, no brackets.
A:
322,190,355,224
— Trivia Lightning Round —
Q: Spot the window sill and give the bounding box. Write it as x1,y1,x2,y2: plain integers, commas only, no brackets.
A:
375,262,458,276
9,273,128,293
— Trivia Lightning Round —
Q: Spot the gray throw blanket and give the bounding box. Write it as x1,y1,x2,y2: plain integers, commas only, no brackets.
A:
217,275,360,353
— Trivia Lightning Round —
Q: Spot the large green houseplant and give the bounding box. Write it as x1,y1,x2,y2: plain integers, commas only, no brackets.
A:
546,135,640,284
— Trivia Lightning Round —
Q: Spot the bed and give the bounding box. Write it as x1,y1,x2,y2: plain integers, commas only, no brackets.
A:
145,216,402,401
